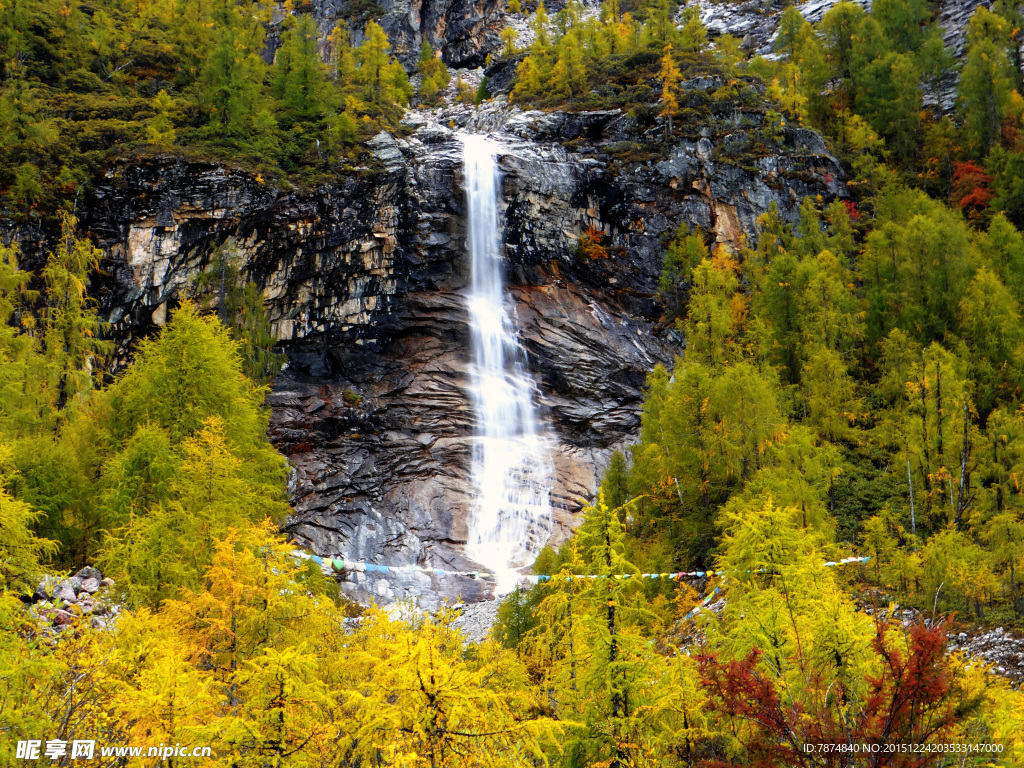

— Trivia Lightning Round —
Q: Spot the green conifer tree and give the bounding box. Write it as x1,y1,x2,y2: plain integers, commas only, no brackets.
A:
959,7,1015,156
357,20,394,106
658,225,708,319
774,6,806,58
550,30,586,104
683,247,741,368
41,212,110,409
274,14,333,123
145,90,177,150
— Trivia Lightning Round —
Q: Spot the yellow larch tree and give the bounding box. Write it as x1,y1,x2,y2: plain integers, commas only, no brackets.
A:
658,45,681,137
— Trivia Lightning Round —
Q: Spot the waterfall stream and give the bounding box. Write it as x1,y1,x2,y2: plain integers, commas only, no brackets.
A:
462,134,554,593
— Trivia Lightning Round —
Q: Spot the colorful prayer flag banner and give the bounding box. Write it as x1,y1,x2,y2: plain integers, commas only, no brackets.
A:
293,551,871,585
519,556,871,584
293,551,496,579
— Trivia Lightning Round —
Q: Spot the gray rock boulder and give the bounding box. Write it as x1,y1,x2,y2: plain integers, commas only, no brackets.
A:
33,576,57,601
74,566,102,581
53,580,78,604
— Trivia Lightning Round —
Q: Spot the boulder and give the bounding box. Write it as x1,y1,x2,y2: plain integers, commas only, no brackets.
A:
53,580,78,604
79,578,101,594
33,576,56,601
74,566,102,581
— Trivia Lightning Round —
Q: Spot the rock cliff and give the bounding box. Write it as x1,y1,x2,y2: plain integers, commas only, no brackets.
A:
298,0,504,68
18,94,843,607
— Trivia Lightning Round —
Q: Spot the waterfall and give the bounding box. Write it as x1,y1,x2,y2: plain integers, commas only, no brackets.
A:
461,134,553,593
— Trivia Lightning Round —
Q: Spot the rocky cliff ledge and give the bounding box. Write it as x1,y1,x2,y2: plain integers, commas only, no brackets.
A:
43,96,843,607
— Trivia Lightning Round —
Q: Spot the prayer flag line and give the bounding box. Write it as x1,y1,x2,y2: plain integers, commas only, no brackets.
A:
291,552,494,579
522,556,872,584
292,551,871,583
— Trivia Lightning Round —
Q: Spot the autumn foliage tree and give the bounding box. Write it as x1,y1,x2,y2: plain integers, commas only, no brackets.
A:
577,224,609,261
8,0,1024,763
950,160,994,221
659,45,681,136
699,622,974,767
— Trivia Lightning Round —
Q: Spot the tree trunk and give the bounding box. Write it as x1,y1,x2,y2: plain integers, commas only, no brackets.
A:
1012,561,1023,618
920,379,933,522
935,365,944,463
605,514,624,768
954,398,972,531
905,443,916,544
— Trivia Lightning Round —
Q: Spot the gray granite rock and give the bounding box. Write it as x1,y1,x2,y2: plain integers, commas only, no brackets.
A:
53,580,78,604
451,600,500,643
33,576,56,601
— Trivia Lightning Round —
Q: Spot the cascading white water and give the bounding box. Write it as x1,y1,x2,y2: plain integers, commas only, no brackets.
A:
462,134,553,593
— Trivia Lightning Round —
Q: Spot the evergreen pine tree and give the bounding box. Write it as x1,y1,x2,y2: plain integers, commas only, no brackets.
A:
775,5,806,58
550,30,586,104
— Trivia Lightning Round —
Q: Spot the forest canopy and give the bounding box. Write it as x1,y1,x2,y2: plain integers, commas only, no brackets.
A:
0,0,419,208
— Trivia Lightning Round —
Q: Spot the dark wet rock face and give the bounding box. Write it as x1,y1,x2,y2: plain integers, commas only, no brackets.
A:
29,97,843,608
